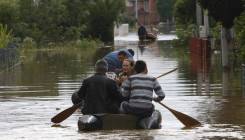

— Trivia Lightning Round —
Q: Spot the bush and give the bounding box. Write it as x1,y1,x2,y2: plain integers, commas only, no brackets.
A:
22,37,37,48
0,24,12,49
175,24,197,45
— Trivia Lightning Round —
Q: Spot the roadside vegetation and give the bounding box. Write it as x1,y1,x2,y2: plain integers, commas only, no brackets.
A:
0,0,125,48
157,0,245,62
0,24,12,49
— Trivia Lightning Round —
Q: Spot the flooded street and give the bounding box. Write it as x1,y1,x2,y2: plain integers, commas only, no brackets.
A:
1,36,245,140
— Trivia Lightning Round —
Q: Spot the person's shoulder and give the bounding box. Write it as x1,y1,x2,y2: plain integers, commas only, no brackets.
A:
130,74,155,80
106,77,117,85
84,75,95,80
104,50,118,57
145,75,156,80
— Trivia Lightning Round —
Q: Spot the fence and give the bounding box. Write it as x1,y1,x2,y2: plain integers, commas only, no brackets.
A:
0,48,19,72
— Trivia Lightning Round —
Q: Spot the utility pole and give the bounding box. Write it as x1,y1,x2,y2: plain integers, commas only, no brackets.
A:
135,0,138,20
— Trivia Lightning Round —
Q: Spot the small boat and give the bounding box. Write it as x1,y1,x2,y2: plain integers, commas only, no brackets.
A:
138,26,157,42
138,33,157,42
78,110,162,131
72,92,162,131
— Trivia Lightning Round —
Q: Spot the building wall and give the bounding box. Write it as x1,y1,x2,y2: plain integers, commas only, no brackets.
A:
126,0,160,26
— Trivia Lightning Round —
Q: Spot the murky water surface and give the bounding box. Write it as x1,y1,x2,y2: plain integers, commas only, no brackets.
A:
0,36,245,140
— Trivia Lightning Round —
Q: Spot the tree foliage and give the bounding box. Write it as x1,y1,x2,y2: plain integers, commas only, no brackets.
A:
174,0,196,25
198,0,244,28
0,1,18,30
85,0,125,43
157,0,175,22
0,0,125,45
173,0,196,44
0,24,12,48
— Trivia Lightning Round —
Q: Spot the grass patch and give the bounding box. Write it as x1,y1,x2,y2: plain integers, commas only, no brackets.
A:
0,24,12,49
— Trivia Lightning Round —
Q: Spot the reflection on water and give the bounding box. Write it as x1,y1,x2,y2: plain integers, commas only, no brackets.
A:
0,41,245,139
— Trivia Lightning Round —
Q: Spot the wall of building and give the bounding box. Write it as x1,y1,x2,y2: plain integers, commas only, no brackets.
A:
126,0,160,26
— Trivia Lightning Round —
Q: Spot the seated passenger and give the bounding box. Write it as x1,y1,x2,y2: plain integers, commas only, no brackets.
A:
120,60,165,118
77,59,123,114
103,49,134,73
116,59,135,86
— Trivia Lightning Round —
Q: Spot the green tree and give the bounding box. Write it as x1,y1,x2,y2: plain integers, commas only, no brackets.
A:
86,0,125,43
0,1,18,30
62,0,89,39
198,0,244,68
174,0,196,25
234,12,245,60
0,24,12,48
157,0,175,22
18,0,68,43
198,0,244,29
173,0,196,44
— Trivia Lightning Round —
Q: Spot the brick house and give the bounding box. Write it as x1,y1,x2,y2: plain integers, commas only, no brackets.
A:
126,0,160,26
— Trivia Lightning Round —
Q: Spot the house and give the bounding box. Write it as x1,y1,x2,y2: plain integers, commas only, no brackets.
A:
126,0,160,26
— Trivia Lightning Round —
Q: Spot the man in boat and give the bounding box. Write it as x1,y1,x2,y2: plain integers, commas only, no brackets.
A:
120,60,165,118
76,59,123,114
138,25,147,41
115,59,135,86
103,49,134,73
138,25,157,42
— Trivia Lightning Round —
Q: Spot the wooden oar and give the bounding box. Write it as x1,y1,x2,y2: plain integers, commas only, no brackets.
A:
157,101,201,127
154,68,201,127
156,68,178,79
51,102,83,123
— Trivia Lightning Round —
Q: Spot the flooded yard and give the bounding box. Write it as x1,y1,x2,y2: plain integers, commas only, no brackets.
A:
0,37,245,139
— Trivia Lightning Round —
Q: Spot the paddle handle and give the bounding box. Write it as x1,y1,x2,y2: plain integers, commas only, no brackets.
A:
156,68,178,79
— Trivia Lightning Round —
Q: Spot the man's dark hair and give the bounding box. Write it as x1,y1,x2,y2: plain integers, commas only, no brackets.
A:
134,60,146,73
118,50,127,56
128,49,134,56
95,59,108,73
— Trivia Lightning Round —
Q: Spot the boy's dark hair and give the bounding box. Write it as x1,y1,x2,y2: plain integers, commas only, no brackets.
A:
118,50,127,56
134,60,146,73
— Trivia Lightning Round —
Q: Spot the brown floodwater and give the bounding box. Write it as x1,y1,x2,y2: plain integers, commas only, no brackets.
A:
0,39,245,140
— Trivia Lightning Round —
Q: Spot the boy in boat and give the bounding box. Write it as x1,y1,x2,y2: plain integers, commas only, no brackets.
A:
120,60,165,118
103,49,134,73
76,59,123,114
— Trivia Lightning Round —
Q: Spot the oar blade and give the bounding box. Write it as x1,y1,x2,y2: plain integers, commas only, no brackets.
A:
51,104,80,123
158,102,201,127
168,107,201,127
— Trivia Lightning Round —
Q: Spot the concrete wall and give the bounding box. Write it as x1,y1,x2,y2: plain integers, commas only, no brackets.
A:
114,24,129,36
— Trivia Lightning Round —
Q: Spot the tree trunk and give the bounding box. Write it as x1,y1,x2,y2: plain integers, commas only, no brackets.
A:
196,1,202,30
221,26,232,69
203,10,209,37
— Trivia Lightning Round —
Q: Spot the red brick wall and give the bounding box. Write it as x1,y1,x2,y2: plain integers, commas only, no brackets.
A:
127,0,159,26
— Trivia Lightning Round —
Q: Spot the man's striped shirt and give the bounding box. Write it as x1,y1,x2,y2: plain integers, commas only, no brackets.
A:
121,73,165,106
